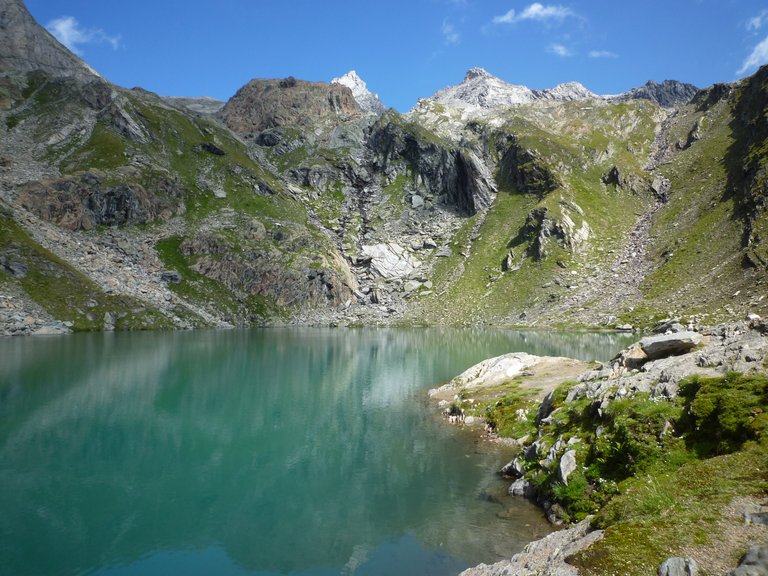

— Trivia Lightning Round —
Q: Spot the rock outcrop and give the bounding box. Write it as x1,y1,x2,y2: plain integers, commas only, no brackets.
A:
17,171,185,230
220,76,361,135
367,112,495,215
164,96,225,115
512,202,591,261
429,352,590,402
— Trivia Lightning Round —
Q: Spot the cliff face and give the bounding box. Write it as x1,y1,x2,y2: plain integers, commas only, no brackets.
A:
220,77,361,135
0,0,98,80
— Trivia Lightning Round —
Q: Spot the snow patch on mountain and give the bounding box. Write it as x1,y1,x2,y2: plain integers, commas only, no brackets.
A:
331,70,386,114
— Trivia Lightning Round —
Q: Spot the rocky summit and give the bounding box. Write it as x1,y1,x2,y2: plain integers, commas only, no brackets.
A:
331,70,386,115
1,0,768,335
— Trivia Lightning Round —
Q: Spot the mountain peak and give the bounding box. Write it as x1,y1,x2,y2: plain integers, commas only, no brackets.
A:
0,0,99,79
425,69,601,112
540,81,597,101
463,67,494,82
331,70,386,114
615,79,699,107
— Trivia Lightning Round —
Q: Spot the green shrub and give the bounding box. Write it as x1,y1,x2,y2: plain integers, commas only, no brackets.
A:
678,372,768,454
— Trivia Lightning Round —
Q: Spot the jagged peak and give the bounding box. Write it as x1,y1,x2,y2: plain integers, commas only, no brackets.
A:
332,70,364,87
331,69,386,114
463,67,495,82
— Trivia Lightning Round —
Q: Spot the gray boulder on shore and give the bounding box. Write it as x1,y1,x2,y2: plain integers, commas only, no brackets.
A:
658,557,699,576
726,545,768,576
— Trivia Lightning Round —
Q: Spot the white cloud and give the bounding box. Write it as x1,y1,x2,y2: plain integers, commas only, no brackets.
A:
46,16,120,55
493,8,517,24
493,3,574,25
738,35,768,74
442,20,460,45
748,9,768,31
589,50,618,59
548,43,572,57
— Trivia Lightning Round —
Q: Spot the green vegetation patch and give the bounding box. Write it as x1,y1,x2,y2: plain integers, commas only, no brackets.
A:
573,441,768,576
504,373,768,527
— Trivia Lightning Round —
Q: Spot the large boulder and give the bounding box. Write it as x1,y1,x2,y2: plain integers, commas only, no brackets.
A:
639,331,703,360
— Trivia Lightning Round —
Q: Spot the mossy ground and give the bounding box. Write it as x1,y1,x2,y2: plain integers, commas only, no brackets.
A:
478,372,768,575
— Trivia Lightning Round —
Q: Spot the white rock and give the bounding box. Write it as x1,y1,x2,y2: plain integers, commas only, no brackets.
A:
361,243,420,279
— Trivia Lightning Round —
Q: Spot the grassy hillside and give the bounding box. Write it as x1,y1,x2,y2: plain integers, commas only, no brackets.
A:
418,100,659,325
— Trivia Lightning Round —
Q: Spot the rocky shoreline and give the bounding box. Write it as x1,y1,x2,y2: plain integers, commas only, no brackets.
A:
432,317,768,576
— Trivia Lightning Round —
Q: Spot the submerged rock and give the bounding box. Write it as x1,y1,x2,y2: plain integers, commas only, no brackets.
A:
460,517,603,576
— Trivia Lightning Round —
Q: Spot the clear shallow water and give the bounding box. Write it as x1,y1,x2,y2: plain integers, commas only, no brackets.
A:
0,328,634,576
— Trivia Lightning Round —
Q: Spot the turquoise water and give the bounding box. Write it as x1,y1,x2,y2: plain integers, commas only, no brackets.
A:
0,328,634,576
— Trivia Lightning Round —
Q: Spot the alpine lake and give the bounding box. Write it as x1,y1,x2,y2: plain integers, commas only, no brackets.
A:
0,328,636,576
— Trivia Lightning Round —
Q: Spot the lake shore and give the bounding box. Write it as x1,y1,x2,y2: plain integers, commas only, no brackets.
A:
432,317,768,576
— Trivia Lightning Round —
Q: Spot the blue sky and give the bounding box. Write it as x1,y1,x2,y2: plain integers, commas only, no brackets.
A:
24,0,768,111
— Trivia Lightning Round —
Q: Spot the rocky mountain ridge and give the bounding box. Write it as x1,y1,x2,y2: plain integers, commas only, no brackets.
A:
423,67,598,111
416,67,697,117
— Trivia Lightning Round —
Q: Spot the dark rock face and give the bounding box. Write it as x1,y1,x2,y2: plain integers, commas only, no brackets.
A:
220,77,361,134
179,234,355,308
367,115,494,215
0,0,98,80
17,172,185,230
496,135,559,198
0,255,27,278
619,80,699,108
